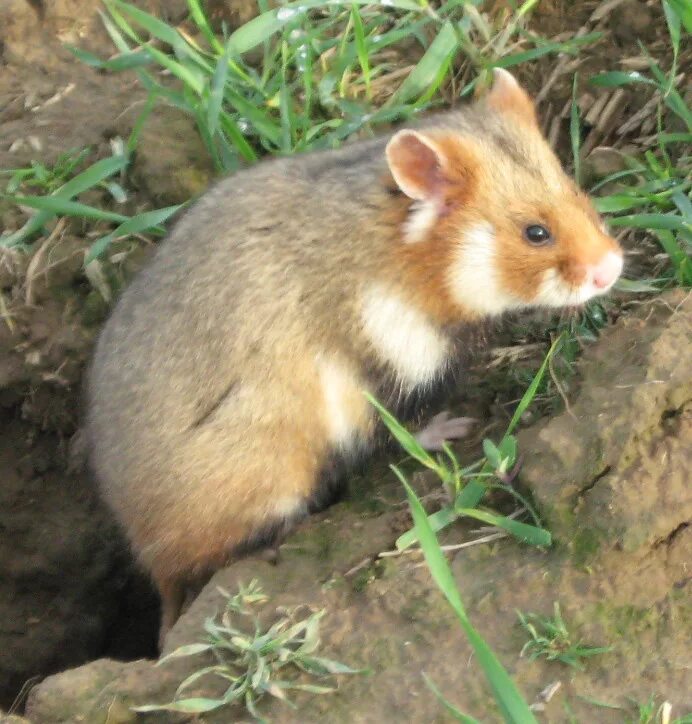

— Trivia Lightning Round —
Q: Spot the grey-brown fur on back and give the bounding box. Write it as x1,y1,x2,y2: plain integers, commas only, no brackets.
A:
85,101,511,581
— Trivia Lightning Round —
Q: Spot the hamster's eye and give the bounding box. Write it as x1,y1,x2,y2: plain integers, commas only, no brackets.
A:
523,224,553,246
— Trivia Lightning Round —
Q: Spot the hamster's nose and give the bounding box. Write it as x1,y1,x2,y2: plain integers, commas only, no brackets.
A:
591,251,623,290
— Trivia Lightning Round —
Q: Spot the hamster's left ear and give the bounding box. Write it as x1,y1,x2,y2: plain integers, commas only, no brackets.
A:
385,130,476,210
483,68,538,127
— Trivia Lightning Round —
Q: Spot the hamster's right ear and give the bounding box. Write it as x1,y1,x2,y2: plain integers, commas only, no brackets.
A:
483,68,538,127
385,130,473,208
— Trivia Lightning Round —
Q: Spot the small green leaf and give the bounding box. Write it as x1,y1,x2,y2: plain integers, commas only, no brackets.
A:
482,439,502,470
614,278,661,293
589,71,656,88
424,674,481,723
392,21,458,105
455,508,551,547
85,204,182,263
6,195,128,222
156,642,214,665
365,393,443,475
133,697,225,713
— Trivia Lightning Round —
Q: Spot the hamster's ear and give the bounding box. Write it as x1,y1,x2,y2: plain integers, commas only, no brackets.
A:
385,130,469,204
484,68,538,127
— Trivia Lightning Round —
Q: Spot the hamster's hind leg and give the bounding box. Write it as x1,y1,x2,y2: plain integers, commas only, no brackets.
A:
156,576,186,650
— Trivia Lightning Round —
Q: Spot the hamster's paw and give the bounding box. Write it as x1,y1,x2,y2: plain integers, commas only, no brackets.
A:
414,411,477,452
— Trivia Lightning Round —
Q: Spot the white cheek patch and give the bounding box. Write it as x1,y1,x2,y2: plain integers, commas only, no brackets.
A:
403,201,438,243
535,269,591,307
535,268,610,308
316,355,369,449
447,222,524,316
360,285,451,390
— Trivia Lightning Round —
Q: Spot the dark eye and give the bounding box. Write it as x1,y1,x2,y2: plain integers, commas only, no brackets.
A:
523,224,552,246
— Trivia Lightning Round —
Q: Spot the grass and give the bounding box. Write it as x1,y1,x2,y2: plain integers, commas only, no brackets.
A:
72,0,599,174
2,0,687,284
628,695,692,724
134,580,361,719
400,447,538,723
368,334,561,551
0,141,182,264
0,147,92,195
583,1,691,287
368,344,565,722
517,602,612,670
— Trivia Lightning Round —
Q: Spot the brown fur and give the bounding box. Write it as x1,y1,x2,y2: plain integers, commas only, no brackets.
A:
85,72,622,644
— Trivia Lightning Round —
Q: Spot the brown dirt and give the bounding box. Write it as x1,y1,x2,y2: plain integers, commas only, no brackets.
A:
0,0,689,720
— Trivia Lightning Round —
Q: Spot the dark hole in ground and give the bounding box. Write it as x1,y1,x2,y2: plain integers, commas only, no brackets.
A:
0,404,160,710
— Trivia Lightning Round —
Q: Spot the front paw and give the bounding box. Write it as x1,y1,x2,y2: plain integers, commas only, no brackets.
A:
414,411,477,452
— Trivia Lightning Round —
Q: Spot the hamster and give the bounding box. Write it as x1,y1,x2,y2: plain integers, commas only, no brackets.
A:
85,69,623,642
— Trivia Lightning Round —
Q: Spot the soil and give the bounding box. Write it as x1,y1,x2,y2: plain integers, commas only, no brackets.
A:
0,0,689,721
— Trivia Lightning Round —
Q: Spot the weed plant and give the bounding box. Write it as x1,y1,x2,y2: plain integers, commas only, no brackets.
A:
135,580,360,719
517,602,612,670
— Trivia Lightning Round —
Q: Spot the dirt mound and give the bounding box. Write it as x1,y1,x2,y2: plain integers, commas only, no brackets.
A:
23,292,692,723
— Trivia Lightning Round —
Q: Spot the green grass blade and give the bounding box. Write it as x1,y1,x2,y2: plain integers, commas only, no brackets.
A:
505,334,563,436
589,70,656,88
391,20,458,105
219,115,258,163
663,1,681,68
457,334,562,509
128,91,158,152
455,508,551,547
614,278,661,293
364,392,443,475
208,42,233,137
228,0,421,56
5,195,128,222
496,32,602,68
1,152,129,245
396,506,458,551
423,674,481,723
0,215,50,247
70,45,152,72
663,0,692,33
55,154,129,199
145,45,205,95
134,698,225,714
607,213,689,231
100,4,139,50
188,0,224,53
85,204,182,263
110,0,188,50
570,73,581,186
224,88,282,146
351,6,371,99
593,195,651,213
402,474,539,724
653,230,691,285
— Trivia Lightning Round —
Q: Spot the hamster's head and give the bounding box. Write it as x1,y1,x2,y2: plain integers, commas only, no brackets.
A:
385,69,623,318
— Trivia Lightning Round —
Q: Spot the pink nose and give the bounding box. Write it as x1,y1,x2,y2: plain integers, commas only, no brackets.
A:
591,251,623,290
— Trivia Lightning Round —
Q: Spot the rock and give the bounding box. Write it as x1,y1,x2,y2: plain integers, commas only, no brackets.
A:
612,0,657,44
206,0,268,31
25,658,185,724
131,108,215,206
0,714,32,724
518,290,692,556
581,146,631,185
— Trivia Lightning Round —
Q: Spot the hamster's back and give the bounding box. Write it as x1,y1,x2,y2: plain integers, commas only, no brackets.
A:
85,140,393,595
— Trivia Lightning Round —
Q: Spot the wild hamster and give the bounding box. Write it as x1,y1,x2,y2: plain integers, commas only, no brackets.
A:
85,70,623,642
